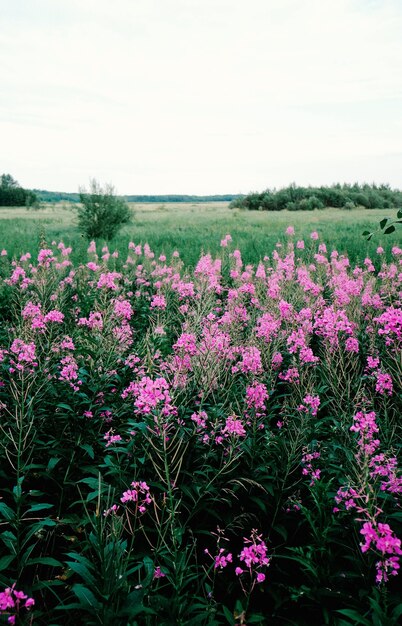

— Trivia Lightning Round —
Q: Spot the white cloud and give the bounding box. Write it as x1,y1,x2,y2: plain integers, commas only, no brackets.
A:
1,0,402,193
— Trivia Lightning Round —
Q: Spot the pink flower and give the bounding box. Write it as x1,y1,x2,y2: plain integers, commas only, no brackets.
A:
150,294,167,309
375,372,393,396
285,226,295,236
154,566,166,579
310,231,319,240
222,416,246,438
214,549,233,569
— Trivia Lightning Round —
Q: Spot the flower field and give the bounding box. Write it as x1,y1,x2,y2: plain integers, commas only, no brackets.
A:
0,230,401,625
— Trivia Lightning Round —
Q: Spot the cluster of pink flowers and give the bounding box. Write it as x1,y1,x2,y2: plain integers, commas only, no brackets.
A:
374,307,402,346
104,430,123,447
222,415,246,438
59,355,81,392
206,529,270,586
9,339,38,373
125,376,176,417
236,531,271,584
220,233,233,247
297,394,321,417
245,381,268,413
360,522,402,583
150,294,166,309
0,584,34,625
78,311,104,330
22,301,64,330
120,481,152,513
335,409,402,583
113,298,133,320
301,448,321,486
97,271,122,290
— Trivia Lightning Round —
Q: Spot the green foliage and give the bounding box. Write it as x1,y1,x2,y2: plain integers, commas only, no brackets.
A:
77,179,132,240
231,183,402,212
0,173,37,207
363,208,402,240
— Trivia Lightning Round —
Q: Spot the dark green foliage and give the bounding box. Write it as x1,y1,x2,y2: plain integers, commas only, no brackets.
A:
0,173,37,207
230,183,402,212
77,179,132,240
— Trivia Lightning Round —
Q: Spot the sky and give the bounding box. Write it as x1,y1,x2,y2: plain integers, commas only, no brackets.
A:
1,0,402,194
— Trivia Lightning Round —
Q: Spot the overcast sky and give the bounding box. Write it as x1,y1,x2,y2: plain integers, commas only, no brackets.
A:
1,0,402,194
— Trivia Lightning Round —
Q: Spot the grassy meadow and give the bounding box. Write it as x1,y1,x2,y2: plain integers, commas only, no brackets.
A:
0,202,397,266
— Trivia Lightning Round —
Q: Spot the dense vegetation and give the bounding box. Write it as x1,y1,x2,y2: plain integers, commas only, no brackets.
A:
0,229,401,625
230,183,402,212
0,175,37,208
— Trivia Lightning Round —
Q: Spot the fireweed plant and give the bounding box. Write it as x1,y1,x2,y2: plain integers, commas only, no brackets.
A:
0,232,400,625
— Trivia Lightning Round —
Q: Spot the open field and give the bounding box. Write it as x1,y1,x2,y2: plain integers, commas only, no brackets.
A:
0,202,399,267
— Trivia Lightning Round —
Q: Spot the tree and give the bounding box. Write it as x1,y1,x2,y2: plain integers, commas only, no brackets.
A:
77,179,132,240
1,173,19,189
0,173,37,207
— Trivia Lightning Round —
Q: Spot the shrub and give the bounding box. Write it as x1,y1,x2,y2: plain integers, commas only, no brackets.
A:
77,179,131,240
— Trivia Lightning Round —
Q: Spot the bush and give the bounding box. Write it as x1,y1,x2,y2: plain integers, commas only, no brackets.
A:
77,179,131,240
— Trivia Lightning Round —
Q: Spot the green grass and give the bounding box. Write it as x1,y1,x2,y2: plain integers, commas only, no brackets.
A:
0,202,397,267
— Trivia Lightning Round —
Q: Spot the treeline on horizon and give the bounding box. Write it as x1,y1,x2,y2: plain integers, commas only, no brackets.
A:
229,183,402,211
34,190,241,203
1,174,402,211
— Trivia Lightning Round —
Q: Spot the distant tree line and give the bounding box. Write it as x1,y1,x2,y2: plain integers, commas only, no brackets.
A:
0,174,37,207
34,189,80,203
34,190,243,203
229,183,402,211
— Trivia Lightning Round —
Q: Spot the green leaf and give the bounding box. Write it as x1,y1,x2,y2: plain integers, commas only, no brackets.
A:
71,584,101,610
47,457,61,472
0,554,15,570
80,444,95,459
222,605,234,624
379,218,388,230
362,231,371,236
384,225,395,234
0,531,17,552
0,502,15,521
57,402,73,412
25,503,54,514
27,556,62,567
119,588,147,617
247,615,266,624
392,604,402,620
65,561,97,588
336,609,371,625
397,209,402,219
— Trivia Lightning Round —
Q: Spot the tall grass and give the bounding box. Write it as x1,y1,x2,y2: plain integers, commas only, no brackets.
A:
0,203,396,267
